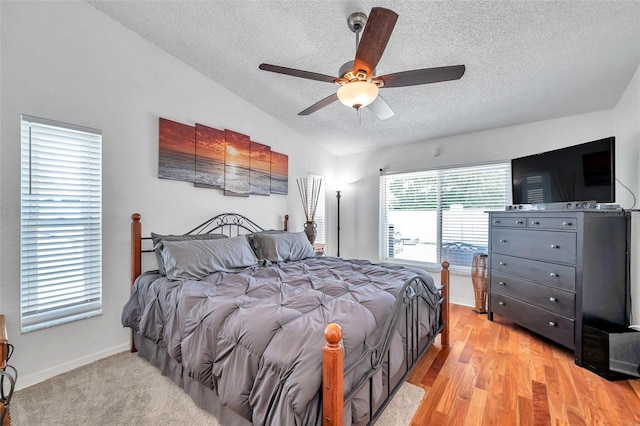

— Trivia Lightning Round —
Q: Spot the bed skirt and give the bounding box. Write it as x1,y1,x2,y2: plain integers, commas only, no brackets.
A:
135,333,252,426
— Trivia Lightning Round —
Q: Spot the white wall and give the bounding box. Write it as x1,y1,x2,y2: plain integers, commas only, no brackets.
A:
0,1,336,389
615,64,640,324
337,111,620,306
2,1,638,391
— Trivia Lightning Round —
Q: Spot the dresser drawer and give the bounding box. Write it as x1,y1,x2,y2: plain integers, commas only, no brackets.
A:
490,216,526,228
491,272,575,318
491,228,577,264
491,253,576,291
527,216,577,231
490,293,575,349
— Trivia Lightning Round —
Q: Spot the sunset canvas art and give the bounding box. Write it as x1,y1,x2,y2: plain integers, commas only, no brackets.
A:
158,117,287,197
250,141,271,196
158,118,195,182
224,129,251,196
270,151,288,195
195,123,225,188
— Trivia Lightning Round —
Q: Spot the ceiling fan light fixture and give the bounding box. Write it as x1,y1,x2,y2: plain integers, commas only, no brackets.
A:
337,81,379,109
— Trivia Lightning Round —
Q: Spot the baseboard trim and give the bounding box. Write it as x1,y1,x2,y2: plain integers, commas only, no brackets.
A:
450,297,474,308
16,343,130,391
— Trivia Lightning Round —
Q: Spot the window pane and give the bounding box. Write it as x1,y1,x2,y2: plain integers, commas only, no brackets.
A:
380,163,511,267
20,115,102,332
308,174,325,245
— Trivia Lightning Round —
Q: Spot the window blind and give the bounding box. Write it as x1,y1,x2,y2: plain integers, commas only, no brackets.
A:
308,174,325,245
379,162,511,267
20,115,102,332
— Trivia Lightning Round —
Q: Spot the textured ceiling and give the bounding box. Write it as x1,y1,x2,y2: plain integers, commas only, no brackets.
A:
87,1,640,156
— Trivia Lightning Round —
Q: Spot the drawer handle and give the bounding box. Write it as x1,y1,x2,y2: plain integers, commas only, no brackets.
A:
550,272,558,277
493,220,500,224
500,239,507,243
549,297,557,303
550,244,559,249
531,221,540,225
499,301,505,306
548,321,557,327
562,221,572,226
499,261,506,266
515,220,524,225
499,281,506,286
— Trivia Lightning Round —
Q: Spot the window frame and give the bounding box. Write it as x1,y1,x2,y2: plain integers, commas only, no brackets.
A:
379,162,511,271
20,115,103,332
307,173,326,247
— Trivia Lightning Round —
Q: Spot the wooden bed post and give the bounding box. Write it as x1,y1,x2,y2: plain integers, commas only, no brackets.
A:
284,214,289,232
441,261,450,347
131,213,142,353
322,323,343,426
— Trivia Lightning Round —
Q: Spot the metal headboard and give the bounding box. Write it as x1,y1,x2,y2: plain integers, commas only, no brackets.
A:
133,211,289,262
186,213,266,236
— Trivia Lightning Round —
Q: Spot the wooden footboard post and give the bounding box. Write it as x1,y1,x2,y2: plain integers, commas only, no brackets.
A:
441,261,451,347
323,323,343,426
131,213,142,353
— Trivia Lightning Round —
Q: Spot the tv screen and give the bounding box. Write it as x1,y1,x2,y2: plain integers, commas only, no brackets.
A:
511,137,615,204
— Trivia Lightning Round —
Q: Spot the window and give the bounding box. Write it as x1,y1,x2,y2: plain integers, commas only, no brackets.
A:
308,173,325,248
379,163,511,268
20,115,102,332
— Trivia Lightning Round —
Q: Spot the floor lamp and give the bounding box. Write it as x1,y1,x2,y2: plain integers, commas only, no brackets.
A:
336,190,341,257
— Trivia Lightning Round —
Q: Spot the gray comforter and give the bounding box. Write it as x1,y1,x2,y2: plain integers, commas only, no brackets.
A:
122,256,438,425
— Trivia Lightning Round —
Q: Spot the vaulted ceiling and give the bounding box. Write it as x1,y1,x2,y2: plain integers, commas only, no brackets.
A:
88,1,640,156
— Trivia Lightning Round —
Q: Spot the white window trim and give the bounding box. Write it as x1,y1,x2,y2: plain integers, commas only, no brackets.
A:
20,115,103,332
379,162,511,271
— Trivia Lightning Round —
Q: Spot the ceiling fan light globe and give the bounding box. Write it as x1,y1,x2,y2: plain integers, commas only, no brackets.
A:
337,81,379,109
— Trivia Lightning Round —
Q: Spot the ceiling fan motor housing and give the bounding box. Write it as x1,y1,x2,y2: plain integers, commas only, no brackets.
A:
347,12,367,34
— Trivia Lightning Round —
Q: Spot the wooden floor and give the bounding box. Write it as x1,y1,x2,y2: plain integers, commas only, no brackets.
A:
407,304,640,425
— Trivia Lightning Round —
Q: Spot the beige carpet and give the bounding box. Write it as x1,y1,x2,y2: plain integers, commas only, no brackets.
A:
12,352,424,425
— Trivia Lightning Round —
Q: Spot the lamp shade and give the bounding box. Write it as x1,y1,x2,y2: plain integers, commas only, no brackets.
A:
337,81,379,109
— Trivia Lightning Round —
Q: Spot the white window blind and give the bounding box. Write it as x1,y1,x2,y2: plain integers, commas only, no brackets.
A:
20,115,102,332
308,174,325,245
379,163,511,268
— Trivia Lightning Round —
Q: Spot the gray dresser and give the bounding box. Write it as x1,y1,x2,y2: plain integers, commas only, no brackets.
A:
487,210,628,366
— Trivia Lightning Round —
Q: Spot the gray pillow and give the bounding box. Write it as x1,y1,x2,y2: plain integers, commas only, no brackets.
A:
246,230,288,259
251,231,316,263
151,232,228,275
161,236,259,280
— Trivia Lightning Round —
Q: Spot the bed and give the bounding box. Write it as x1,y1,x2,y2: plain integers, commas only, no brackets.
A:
123,212,450,425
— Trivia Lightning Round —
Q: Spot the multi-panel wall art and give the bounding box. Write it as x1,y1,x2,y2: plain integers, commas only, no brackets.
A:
159,117,288,196
158,119,196,182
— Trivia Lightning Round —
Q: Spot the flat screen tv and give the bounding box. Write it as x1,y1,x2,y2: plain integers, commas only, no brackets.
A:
511,137,615,205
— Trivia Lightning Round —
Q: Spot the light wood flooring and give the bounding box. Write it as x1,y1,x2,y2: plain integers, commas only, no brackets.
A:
407,304,640,425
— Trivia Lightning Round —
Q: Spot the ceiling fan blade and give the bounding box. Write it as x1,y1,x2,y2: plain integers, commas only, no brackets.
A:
353,8,398,78
259,63,336,83
298,93,339,116
379,65,466,88
367,95,394,120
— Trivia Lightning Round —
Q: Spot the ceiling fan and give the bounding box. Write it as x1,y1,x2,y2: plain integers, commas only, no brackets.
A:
259,7,465,120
